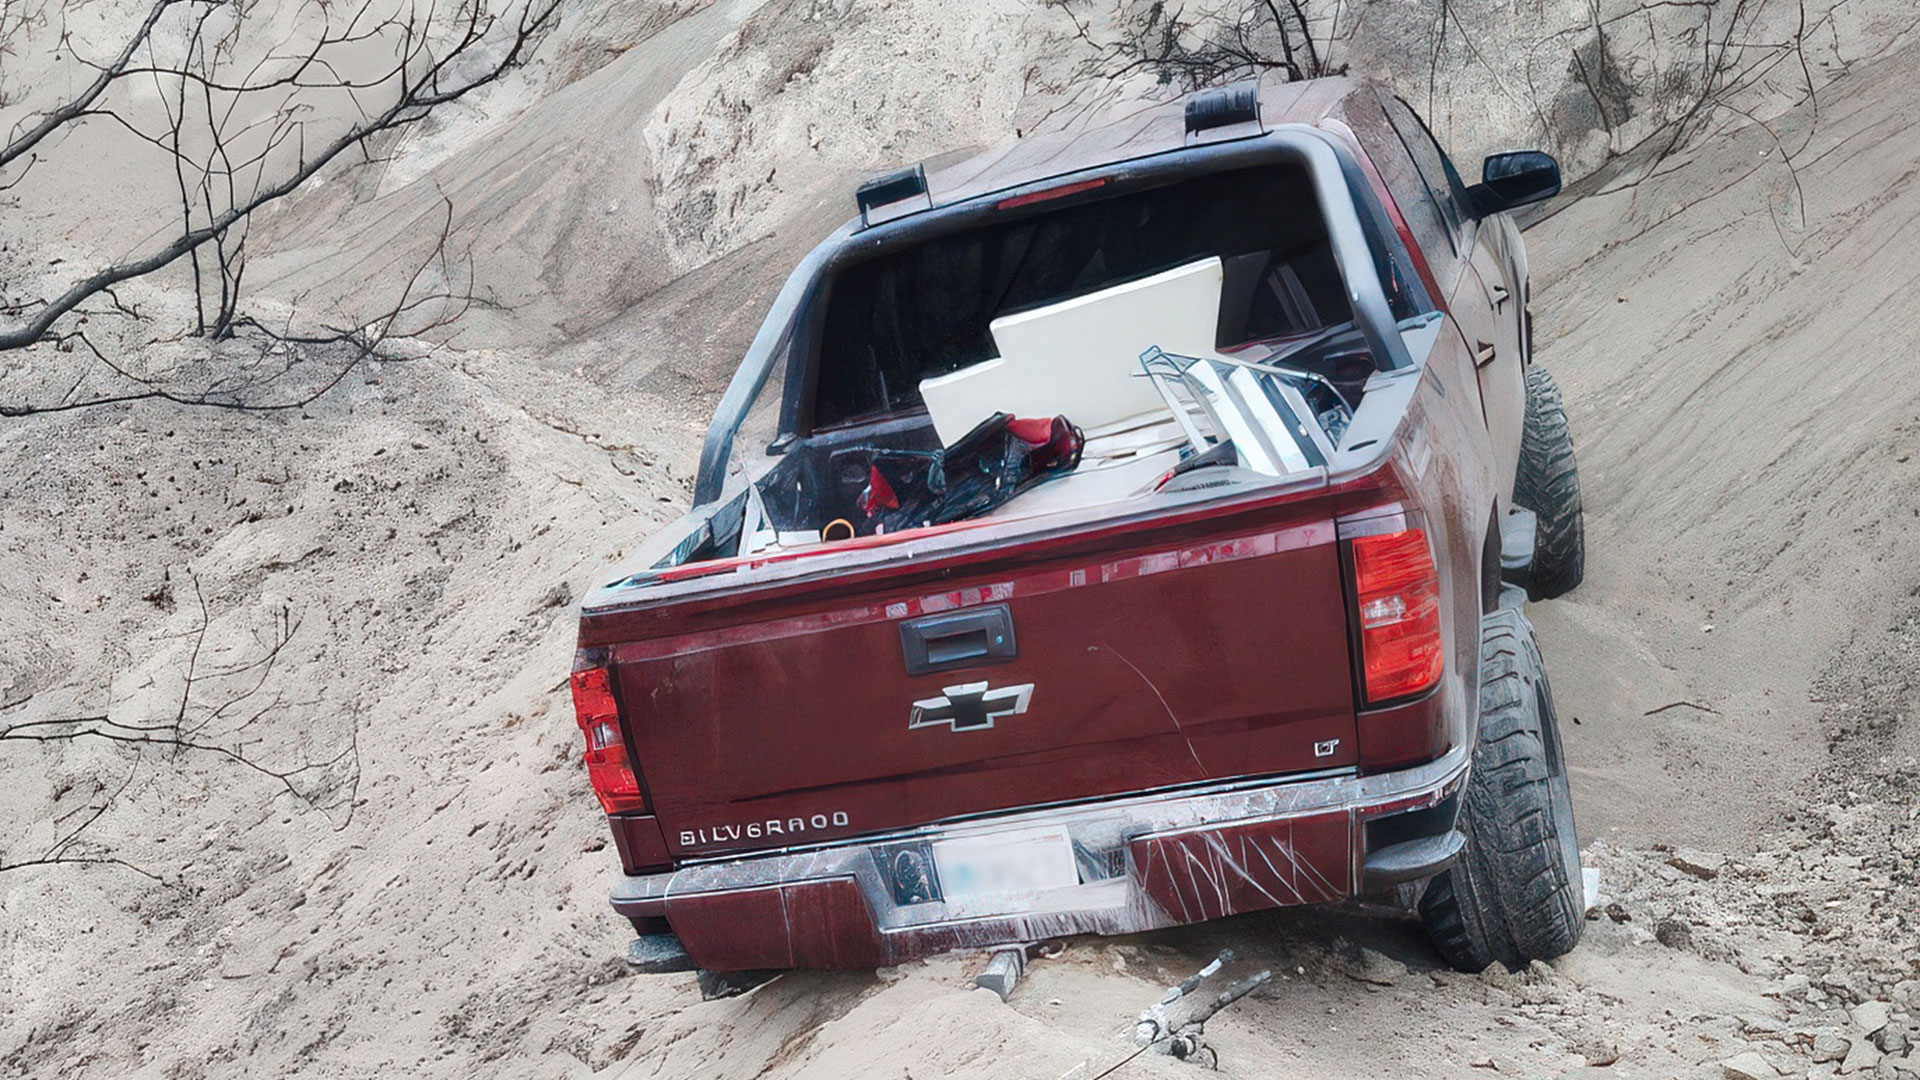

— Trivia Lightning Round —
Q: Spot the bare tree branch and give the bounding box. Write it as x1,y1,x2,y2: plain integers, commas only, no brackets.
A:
1053,0,1339,94
1,576,363,884
0,0,188,170
2,190,474,416
0,0,561,363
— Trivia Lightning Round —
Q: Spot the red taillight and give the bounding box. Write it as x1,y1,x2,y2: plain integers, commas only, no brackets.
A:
1351,528,1444,704
570,665,646,815
995,177,1110,209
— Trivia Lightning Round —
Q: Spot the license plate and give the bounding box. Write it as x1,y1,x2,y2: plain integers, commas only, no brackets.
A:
932,825,1080,899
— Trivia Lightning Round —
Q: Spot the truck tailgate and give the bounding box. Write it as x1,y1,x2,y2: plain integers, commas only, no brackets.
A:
602,510,1359,859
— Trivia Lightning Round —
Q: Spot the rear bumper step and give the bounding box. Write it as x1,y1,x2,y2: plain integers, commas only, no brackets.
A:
611,746,1468,971
1362,831,1467,886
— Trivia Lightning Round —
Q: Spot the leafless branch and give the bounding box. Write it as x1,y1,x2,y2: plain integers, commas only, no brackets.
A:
1,578,363,882
0,0,188,170
1053,0,1339,94
1,191,474,416
0,0,561,366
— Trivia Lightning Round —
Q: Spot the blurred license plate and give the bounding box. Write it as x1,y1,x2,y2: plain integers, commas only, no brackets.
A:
932,826,1079,899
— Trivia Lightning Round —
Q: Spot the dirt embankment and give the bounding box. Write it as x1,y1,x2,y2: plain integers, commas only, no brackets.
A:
4,1,1920,1078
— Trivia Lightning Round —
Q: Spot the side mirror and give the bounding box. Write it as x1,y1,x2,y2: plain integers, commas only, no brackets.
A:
1470,151,1561,215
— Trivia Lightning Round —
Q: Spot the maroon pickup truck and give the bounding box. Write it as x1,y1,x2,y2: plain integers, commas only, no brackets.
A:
570,77,1588,979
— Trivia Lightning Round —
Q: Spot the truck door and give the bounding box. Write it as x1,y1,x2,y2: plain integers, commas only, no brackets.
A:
1379,95,1526,513
1461,239,1526,509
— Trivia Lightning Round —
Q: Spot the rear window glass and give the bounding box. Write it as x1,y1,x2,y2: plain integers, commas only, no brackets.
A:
811,165,1375,430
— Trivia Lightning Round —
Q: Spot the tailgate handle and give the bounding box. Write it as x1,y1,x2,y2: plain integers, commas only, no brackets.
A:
899,604,1017,676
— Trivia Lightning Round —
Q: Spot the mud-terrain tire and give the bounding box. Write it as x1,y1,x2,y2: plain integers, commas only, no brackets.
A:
1419,607,1584,972
1513,365,1584,601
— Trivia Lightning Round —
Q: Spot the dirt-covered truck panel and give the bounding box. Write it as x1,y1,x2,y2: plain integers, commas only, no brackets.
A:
570,76,1586,974
603,508,1360,859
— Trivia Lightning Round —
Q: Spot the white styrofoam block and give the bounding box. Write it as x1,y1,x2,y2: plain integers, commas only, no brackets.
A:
917,257,1226,445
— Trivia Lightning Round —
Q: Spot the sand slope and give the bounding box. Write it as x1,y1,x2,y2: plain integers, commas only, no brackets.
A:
4,2,1920,1078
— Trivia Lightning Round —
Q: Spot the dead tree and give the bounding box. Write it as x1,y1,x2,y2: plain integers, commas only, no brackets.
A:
0,0,561,410
1511,0,1903,253
1051,0,1340,93
3,191,475,416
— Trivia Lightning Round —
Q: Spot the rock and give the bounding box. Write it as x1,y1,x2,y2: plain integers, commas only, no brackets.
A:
1656,917,1694,950
1479,964,1521,989
1855,1002,1893,1035
1573,1037,1620,1067
1875,1027,1911,1055
1779,973,1813,997
1347,948,1409,986
1815,1033,1857,1063
1842,1041,1885,1074
1719,1050,1779,1079
1669,850,1726,880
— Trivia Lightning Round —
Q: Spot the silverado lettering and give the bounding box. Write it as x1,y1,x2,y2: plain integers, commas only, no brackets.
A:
679,812,852,849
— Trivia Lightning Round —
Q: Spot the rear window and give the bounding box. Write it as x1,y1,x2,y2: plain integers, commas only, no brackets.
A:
811,165,1380,430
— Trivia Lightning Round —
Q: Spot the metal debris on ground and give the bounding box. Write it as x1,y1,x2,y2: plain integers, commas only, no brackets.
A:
1131,950,1274,1066
975,947,1026,1002
975,941,1066,1003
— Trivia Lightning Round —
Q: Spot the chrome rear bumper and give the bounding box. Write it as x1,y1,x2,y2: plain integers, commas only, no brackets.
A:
612,744,1468,970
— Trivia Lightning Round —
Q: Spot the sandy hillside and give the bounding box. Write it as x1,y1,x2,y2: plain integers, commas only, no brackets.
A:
4,1,1920,1078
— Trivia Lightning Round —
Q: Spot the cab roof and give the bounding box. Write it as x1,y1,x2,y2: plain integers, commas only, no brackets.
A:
914,76,1369,214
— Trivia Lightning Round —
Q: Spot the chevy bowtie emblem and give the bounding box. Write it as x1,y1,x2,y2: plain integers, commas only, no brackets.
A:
909,682,1034,732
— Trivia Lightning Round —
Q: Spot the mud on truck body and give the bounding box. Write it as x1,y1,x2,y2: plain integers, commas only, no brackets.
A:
568,77,1588,977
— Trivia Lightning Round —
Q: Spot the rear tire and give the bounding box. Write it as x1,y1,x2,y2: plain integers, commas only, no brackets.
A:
1513,365,1584,600
1420,607,1584,972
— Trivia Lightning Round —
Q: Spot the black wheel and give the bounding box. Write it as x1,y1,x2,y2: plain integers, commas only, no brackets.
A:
1420,607,1584,972
1513,365,1584,600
